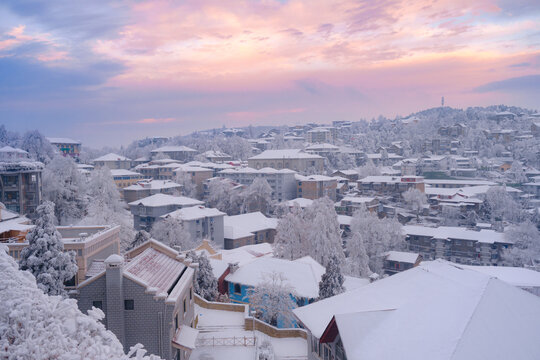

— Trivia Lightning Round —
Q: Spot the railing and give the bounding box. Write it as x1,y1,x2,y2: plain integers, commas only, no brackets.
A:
196,336,256,347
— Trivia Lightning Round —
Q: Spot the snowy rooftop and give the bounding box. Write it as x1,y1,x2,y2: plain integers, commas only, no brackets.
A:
219,243,274,266
305,143,340,150
358,176,401,183
385,251,420,264
224,212,278,239
47,137,81,145
249,149,323,160
341,196,376,203
110,169,142,177
0,146,28,154
219,167,296,175
93,153,131,162
0,161,44,172
337,215,352,226
163,206,225,221
286,197,314,208
333,169,358,176
424,179,496,186
124,180,181,191
203,150,231,158
403,225,509,244
293,259,540,359
128,193,204,207
296,174,336,182
151,145,197,153
461,265,540,288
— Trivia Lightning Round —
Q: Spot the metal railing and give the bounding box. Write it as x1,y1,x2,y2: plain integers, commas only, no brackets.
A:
196,336,256,347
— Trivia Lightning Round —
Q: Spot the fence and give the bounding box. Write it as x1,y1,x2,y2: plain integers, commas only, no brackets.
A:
196,336,256,347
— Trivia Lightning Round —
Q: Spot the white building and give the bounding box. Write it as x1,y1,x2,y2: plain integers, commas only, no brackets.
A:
219,167,297,201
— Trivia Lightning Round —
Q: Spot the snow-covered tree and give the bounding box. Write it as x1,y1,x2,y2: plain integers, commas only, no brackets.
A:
175,171,197,199
242,177,273,215
506,161,527,184
42,156,87,224
1,244,160,359
19,130,55,163
257,339,275,360
205,178,243,215
126,230,152,251
274,198,345,267
402,188,427,220
187,251,218,301
18,201,78,296
483,186,523,224
441,206,461,226
318,255,345,300
80,167,134,252
346,206,404,275
248,271,297,327
357,160,381,178
151,217,197,250
502,221,540,269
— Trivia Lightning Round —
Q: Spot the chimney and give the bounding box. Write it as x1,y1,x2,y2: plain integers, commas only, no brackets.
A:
228,262,239,274
104,254,126,347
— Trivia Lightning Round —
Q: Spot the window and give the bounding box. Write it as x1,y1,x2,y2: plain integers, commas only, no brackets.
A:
234,283,242,294
124,300,134,310
183,298,187,314
190,287,193,301
175,313,179,330
92,301,103,310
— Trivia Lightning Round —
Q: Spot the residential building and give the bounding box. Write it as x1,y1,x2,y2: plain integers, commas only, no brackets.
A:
248,149,324,174
110,169,144,189
225,256,368,327
123,180,182,203
304,143,340,157
296,174,337,201
383,251,422,275
219,167,297,202
161,206,225,247
150,146,198,161
404,225,512,265
0,207,32,243
173,165,214,198
223,212,278,249
202,150,232,162
365,153,404,166
7,225,121,287
129,194,204,230
0,160,43,217
93,153,132,170
357,175,425,195
75,240,196,360
424,179,496,188
0,146,30,161
293,260,540,360
306,127,335,144
331,170,359,182
335,196,378,216
47,137,81,158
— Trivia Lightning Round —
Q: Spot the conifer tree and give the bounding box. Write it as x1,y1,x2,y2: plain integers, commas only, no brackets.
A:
318,255,345,300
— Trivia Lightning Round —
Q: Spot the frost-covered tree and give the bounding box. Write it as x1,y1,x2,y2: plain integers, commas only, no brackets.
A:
205,178,243,215
441,206,461,226
275,198,344,267
402,188,427,220
242,177,273,215
126,230,152,251
483,186,523,224
1,244,160,359
318,255,345,300
257,339,275,360
248,271,297,327
346,206,404,275
151,217,197,250
502,221,540,269
43,156,87,224
175,171,197,199
19,130,55,163
187,251,218,301
506,161,527,184
80,167,134,252
357,160,381,178
18,201,78,296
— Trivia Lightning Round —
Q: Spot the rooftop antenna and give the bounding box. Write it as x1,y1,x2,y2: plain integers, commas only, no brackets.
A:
441,96,445,107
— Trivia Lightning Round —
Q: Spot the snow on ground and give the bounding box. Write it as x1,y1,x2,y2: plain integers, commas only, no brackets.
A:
193,304,307,360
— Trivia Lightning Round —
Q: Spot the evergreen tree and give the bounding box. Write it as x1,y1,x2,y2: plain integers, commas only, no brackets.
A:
126,230,152,251
19,201,78,296
188,252,218,301
318,255,345,300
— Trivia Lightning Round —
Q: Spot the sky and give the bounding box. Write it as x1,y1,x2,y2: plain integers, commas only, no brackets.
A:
0,0,539,147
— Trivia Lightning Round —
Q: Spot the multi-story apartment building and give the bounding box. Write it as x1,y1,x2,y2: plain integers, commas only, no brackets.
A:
7,225,121,287
0,161,43,218
248,149,324,174
93,153,132,170
219,167,297,202
357,175,425,195
123,180,182,203
110,169,144,189
129,193,204,230
404,225,512,265
75,240,197,360
161,206,225,247
47,137,82,158
306,127,336,144
150,146,198,161
223,212,277,249
173,165,214,198
296,174,337,201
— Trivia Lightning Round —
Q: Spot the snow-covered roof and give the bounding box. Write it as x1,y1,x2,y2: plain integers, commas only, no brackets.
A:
296,174,336,182
249,149,323,160
110,169,142,177
219,243,274,266
384,251,420,264
333,169,358,176
403,225,509,244
203,150,231,158
286,197,314,208
0,213,33,234
128,193,204,207
358,176,401,183
151,145,197,153
93,153,131,162
341,196,376,204
224,212,278,239
124,247,186,297
0,146,28,154
219,167,296,175
305,143,339,150
172,325,199,350
424,179,496,186
46,137,81,145
337,215,352,226
162,206,225,221
124,180,181,191
461,265,540,288
293,259,540,359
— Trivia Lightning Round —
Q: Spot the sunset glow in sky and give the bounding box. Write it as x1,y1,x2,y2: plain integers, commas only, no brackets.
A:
1,0,539,146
